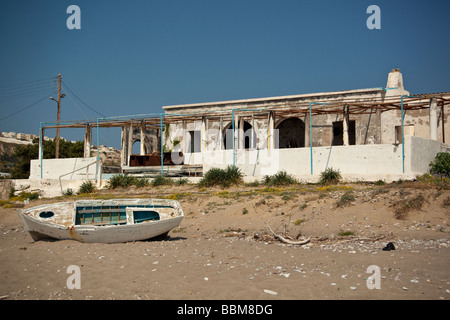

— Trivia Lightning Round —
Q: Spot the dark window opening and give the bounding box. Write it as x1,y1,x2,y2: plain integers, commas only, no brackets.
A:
222,121,256,150
332,120,356,146
275,118,305,149
188,131,201,153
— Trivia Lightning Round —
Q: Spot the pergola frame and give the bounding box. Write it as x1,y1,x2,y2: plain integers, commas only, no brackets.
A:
37,93,450,178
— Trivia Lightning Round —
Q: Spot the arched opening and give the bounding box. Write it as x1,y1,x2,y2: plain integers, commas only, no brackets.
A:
275,118,305,149
222,121,256,150
131,140,141,155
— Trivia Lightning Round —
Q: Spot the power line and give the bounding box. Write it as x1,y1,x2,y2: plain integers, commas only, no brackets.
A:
0,77,56,101
0,77,56,90
0,93,53,121
65,89,89,119
0,82,53,95
0,87,56,101
61,81,106,117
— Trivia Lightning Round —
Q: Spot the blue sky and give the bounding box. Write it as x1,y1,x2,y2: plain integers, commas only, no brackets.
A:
0,0,449,148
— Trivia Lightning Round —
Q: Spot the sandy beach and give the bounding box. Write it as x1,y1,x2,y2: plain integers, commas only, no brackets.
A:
1,181,449,301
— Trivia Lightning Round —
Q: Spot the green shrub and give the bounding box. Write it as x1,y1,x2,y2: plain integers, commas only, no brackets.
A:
10,191,40,201
245,180,260,187
8,186,15,199
175,178,189,186
199,168,224,187
151,175,173,187
263,171,297,186
319,168,342,185
134,177,150,188
107,174,136,189
224,165,243,185
77,180,96,194
336,191,356,207
339,230,355,237
198,166,243,188
429,152,450,177
62,188,74,196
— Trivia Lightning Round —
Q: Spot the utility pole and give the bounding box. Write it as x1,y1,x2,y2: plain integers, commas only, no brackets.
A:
56,73,61,159
50,74,64,159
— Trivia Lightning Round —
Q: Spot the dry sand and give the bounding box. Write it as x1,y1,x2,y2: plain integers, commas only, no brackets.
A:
1,182,449,301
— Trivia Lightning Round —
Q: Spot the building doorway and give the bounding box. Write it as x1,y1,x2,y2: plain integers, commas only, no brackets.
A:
275,117,305,148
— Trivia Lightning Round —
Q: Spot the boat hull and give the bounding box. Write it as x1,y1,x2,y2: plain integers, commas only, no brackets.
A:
19,199,184,243
20,213,183,243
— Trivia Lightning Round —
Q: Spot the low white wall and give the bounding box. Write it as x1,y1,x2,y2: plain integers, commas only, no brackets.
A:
405,136,450,174
183,152,203,165
202,144,402,175
30,157,99,180
201,137,449,181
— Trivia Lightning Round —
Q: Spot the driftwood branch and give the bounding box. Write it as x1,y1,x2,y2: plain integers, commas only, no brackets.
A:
265,221,310,245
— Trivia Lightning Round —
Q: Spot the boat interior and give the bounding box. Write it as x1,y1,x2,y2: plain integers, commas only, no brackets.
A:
75,204,175,226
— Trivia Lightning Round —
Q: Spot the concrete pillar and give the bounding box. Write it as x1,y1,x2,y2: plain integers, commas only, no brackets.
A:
83,125,91,158
182,120,188,153
120,126,127,167
38,127,44,161
268,111,274,150
238,117,244,149
304,111,311,147
343,106,349,146
127,125,133,165
376,107,382,144
219,117,223,150
234,114,239,151
201,116,207,153
140,120,146,155
429,98,438,141
251,114,255,149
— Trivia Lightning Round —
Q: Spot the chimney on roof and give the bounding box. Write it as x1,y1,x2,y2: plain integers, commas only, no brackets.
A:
385,68,409,97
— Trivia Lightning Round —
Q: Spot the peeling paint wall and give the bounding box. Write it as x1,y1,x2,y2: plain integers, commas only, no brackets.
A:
381,105,450,144
113,70,449,172
30,157,99,180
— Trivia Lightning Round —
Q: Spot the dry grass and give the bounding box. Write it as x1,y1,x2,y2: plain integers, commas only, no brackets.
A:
335,191,356,208
392,194,426,220
442,196,450,209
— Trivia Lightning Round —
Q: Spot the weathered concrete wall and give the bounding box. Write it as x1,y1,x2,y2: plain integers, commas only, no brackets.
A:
12,157,104,197
380,105,449,145
162,87,388,155
405,135,450,174
30,157,99,180
167,102,448,160
0,180,14,200
5,178,98,198
163,88,385,115
202,144,402,177
202,137,449,182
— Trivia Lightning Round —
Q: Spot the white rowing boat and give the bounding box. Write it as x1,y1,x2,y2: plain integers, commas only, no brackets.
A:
19,198,184,243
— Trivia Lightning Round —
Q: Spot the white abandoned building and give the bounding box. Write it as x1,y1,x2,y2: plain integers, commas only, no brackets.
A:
27,69,449,195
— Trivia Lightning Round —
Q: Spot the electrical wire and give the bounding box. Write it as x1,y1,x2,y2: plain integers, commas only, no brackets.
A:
0,77,55,90
65,89,90,120
61,81,106,117
0,77,56,101
0,93,54,121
